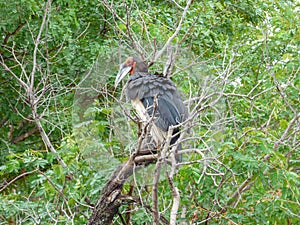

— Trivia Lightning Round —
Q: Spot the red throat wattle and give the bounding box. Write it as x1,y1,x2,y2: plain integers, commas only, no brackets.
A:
130,62,136,75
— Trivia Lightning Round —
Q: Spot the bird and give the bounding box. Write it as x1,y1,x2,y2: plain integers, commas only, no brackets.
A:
114,56,188,162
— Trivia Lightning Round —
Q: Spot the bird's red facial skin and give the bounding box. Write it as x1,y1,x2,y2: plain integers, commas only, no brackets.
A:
130,62,136,75
125,57,135,75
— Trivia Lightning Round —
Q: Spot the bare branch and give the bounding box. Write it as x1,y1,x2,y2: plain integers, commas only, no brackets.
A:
152,0,192,63
152,159,162,225
274,112,300,150
30,0,51,90
0,169,39,193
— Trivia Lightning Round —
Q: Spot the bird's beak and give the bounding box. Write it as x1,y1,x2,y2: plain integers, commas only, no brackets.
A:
114,63,132,88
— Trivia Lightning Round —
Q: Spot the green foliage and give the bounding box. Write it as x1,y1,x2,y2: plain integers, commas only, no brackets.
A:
1,0,299,224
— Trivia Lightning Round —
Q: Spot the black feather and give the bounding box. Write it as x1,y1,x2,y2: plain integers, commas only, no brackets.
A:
127,72,188,163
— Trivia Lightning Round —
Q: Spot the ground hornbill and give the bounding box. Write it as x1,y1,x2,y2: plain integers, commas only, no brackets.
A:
115,56,188,162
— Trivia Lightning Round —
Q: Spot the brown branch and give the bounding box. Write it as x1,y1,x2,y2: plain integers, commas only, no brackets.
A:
12,127,39,143
0,169,39,193
2,22,26,46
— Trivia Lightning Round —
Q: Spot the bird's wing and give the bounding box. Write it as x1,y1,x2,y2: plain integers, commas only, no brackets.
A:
141,96,181,132
127,73,188,123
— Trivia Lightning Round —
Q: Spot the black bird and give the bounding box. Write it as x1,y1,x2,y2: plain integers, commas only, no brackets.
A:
115,56,188,162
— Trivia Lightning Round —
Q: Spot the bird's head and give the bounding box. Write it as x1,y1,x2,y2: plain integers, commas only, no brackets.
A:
114,56,148,88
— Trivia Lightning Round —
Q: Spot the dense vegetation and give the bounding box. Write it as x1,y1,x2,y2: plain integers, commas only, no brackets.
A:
0,0,299,224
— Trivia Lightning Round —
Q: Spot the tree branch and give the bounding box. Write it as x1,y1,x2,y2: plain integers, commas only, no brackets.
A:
2,22,26,46
151,0,192,63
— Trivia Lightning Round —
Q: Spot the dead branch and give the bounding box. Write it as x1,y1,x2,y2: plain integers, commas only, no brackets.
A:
152,0,193,63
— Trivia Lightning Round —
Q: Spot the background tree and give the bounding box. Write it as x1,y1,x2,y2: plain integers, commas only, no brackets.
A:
0,0,299,224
